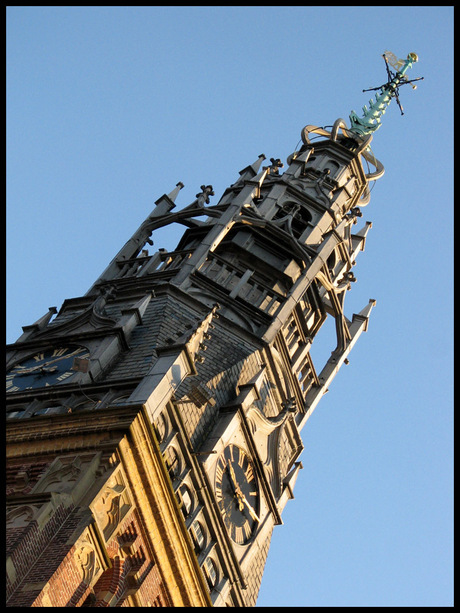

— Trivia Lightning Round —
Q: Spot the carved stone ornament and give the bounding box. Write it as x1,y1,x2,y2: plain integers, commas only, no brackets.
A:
6,504,39,528
91,468,132,542
31,456,83,494
74,539,99,584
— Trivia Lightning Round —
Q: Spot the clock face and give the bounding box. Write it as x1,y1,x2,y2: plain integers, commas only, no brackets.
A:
6,346,90,393
215,444,260,545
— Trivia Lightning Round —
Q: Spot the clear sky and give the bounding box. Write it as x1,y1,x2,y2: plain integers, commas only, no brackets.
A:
6,6,453,607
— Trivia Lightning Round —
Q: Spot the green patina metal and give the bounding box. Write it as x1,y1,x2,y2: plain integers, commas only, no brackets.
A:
349,52,421,137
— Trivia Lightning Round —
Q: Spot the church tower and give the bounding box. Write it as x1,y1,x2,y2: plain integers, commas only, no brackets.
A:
6,53,421,607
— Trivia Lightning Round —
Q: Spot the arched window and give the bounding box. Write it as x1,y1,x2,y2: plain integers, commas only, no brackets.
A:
6,406,26,419
153,412,168,443
190,519,206,552
32,404,63,417
73,397,100,412
177,484,194,518
164,446,181,480
203,556,218,590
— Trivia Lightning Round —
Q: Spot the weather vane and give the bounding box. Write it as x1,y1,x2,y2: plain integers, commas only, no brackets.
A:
349,51,424,137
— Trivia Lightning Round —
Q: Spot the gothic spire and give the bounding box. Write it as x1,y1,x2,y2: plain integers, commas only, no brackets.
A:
235,154,266,182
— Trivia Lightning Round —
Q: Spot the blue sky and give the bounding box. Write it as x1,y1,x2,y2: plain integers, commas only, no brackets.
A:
7,6,453,607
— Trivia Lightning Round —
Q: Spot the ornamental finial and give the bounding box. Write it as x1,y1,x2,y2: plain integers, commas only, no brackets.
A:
349,52,423,137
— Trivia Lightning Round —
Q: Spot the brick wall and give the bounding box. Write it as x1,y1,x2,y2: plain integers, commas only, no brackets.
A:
7,502,82,607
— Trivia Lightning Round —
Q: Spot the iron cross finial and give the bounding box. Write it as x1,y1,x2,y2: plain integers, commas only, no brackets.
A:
195,185,215,207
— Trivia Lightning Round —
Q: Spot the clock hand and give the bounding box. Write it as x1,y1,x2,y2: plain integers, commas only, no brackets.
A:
16,349,83,375
38,348,84,370
227,460,238,491
227,461,259,519
226,461,245,511
15,365,58,376
235,489,260,522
